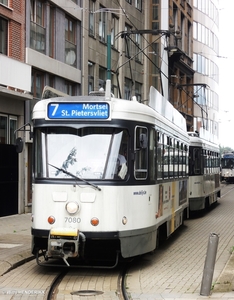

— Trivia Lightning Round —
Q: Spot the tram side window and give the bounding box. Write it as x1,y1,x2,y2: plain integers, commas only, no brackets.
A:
174,141,180,177
157,132,163,180
135,126,148,179
178,143,183,176
211,152,214,173
204,150,209,174
34,129,44,177
185,145,189,176
149,128,156,181
163,135,169,178
194,148,202,175
171,139,177,177
216,154,220,171
169,138,174,178
181,144,188,176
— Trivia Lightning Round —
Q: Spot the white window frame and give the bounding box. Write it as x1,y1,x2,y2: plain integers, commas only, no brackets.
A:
99,6,107,42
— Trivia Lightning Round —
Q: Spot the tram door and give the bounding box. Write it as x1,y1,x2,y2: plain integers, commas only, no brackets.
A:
0,144,18,216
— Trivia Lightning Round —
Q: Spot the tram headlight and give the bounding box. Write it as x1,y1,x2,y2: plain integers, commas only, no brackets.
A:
66,202,79,214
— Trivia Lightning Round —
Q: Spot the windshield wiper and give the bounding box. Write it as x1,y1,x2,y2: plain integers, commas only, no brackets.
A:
49,163,101,191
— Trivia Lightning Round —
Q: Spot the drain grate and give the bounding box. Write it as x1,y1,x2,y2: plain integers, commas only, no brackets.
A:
71,290,104,296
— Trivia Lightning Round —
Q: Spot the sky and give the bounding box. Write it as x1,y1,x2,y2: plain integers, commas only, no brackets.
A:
218,0,234,148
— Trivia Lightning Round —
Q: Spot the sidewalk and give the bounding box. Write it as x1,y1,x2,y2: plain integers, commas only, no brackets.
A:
0,213,33,275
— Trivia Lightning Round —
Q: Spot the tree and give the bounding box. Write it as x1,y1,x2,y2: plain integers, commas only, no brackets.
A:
219,145,234,156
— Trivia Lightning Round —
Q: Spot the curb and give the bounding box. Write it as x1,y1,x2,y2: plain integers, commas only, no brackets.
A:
212,252,234,293
0,250,35,276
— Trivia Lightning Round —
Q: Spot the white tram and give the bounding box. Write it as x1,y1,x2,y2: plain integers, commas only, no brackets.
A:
28,81,190,267
188,132,221,212
221,152,234,182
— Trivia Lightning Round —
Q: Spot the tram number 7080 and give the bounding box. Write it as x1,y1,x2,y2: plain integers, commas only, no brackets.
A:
65,217,81,223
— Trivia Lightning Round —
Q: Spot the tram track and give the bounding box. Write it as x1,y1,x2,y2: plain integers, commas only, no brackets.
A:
45,262,130,300
0,256,131,299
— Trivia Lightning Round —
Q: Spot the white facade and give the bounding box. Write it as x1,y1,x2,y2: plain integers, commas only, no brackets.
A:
193,0,220,143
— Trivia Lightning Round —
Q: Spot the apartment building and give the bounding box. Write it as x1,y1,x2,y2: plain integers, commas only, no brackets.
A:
193,0,219,142
0,1,32,216
0,0,220,216
144,0,194,130
1,0,83,216
83,0,145,101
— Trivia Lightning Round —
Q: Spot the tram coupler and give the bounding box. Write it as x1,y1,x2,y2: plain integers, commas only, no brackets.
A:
47,227,80,266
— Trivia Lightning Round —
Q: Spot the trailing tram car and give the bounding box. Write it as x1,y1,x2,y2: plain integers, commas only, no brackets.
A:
188,132,221,212
18,81,190,267
221,152,234,182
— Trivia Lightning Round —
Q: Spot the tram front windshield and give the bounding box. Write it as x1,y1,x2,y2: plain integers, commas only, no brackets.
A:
221,157,234,169
34,127,128,180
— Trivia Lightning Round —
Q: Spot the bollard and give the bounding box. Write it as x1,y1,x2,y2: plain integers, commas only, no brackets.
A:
200,232,219,296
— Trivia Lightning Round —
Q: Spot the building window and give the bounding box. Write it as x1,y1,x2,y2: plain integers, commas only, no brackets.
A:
152,0,159,30
99,66,106,89
99,5,107,42
88,61,94,93
111,74,118,97
31,69,44,99
151,43,160,74
135,33,142,62
0,114,17,145
125,24,132,58
0,17,7,55
135,0,142,10
65,15,77,67
0,115,7,144
89,0,95,37
111,15,119,49
30,0,45,53
0,0,8,6
9,116,17,144
124,77,132,100
49,6,55,58
31,0,43,25
65,80,76,96
135,81,142,102
126,0,132,3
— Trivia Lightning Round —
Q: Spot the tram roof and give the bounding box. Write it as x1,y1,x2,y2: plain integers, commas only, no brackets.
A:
33,83,188,140
188,133,220,152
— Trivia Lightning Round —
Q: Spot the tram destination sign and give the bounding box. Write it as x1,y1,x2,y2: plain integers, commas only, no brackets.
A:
47,102,110,120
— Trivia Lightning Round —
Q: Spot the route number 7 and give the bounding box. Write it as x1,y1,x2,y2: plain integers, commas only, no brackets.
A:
50,104,59,116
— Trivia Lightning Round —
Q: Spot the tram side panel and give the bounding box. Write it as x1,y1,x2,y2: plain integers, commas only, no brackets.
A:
188,134,221,212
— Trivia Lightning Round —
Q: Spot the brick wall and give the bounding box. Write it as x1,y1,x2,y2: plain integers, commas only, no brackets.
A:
0,0,25,61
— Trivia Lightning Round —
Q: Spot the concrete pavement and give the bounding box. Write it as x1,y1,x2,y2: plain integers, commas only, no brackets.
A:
0,213,33,276
126,183,234,299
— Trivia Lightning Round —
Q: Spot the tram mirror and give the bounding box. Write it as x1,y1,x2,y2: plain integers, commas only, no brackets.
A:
15,137,24,153
139,133,147,149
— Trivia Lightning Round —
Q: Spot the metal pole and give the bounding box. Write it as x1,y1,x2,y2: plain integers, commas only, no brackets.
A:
107,35,111,80
200,232,219,296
